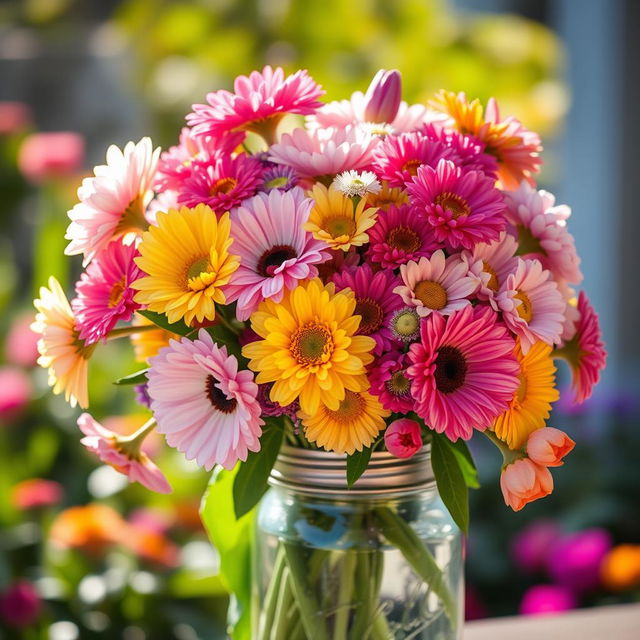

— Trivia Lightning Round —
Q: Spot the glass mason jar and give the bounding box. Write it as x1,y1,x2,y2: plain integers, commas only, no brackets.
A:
253,444,463,640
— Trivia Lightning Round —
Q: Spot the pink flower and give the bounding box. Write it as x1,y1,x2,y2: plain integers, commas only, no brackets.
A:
527,427,575,467
5,313,40,367
500,458,553,511
77,413,172,494
72,240,143,344
407,305,520,440
11,478,63,510
519,585,576,616
511,520,561,574
0,581,41,629
369,350,414,413
385,418,423,459
147,330,264,471
407,159,507,251
0,102,32,135
363,69,402,123
0,367,32,421
18,132,84,183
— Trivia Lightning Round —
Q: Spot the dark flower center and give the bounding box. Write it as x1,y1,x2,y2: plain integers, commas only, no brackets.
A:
256,245,298,277
355,297,385,335
433,345,467,394
434,192,470,219
205,375,237,413
386,370,411,396
387,225,421,252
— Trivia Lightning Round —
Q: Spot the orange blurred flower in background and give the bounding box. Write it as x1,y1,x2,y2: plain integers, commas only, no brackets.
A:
601,545,640,591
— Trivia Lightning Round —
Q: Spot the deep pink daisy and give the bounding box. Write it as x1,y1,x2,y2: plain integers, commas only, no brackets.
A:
366,203,442,269
368,349,414,413
225,188,330,320
407,305,520,441
331,264,403,355
407,158,507,251
72,240,143,344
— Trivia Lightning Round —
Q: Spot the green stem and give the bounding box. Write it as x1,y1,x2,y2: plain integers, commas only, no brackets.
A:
258,547,286,640
482,429,524,467
349,551,373,640
333,551,357,640
106,324,158,340
271,567,294,640
371,612,392,640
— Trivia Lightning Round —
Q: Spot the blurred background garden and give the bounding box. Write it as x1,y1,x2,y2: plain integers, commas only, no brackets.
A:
0,0,639,638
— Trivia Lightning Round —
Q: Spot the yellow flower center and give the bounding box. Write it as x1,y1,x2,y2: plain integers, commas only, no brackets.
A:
393,310,419,337
387,370,411,396
354,298,384,335
515,291,533,322
387,225,421,252
186,256,215,291
108,277,126,308
434,192,471,219
401,159,422,176
516,373,528,404
434,345,467,394
210,177,237,197
323,215,356,238
290,323,334,366
326,390,365,423
483,261,499,291
414,280,448,310
264,176,289,189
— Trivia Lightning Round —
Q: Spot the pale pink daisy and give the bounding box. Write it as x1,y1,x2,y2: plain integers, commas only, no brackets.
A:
147,330,264,471
224,188,330,320
368,350,414,413
407,305,520,441
77,413,171,494
65,137,159,266
407,158,507,251
394,250,477,318
496,258,566,353
556,280,581,342
72,240,143,345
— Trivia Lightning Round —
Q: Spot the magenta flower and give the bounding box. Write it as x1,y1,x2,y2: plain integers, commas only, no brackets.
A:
519,584,577,616
385,418,423,459
511,520,562,574
0,581,41,629
369,350,414,413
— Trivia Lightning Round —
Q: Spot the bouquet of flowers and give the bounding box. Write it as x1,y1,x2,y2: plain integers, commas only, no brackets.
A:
32,67,606,638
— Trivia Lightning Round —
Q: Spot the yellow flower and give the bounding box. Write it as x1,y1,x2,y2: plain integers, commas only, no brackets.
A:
130,314,179,363
299,390,390,455
132,205,239,326
32,277,95,408
493,341,559,449
365,181,409,211
242,278,375,415
305,184,378,251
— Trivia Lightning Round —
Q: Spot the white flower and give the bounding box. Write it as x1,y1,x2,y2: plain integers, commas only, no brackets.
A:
332,170,381,198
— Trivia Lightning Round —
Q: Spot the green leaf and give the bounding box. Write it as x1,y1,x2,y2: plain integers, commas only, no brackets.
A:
137,309,193,336
431,434,469,535
447,438,480,489
346,447,372,487
233,424,283,519
114,368,149,386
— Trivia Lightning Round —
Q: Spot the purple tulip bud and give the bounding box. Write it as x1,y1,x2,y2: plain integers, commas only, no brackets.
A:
363,69,402,124
519,584,577,616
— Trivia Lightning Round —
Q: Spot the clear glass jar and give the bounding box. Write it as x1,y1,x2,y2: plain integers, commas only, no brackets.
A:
253,445,463,640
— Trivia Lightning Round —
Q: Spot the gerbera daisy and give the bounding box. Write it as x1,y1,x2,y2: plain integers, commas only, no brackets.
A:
492,341,560,449
365,181,409,211
32,277,95,408
331,264,403,355
187,66,325,142
407,158,507,251
332,170,381,198
130,314,180,363
65,137,159,266
299,390,389,455
407,304,520,441
495,258,565,353
72,240,143,345
132,205,239,326
369,350,414,413
260,165,300,192
389,307,421,343
305,183,379,251
224,188,330,320
394,251,477,318
366,203,442,269
554,291,606,404
147,330,264,470
242,279,376,415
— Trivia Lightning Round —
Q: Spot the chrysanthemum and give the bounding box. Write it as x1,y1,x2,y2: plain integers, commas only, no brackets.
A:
505,182,583,285
331,264,403,355
332,170,381,198
224,188,330,320
187,66,325,141
147,330,264,471
365,181,409,211
305,183,378,251
130,314,179,363
32,277,95,408
407,305,520,441
495,258,565,353
394,251,477,318
72,240,143,345
132,205,239,326
555,291,606,404
242,279,376,415
407,159,507,251
299,390,389,455
366,203,442,269
260,165,300,192
65,138,159,266
369,350,414,413
492,341,560,449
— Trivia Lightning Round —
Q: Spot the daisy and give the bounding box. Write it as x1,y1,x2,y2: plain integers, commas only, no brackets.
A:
332,170,381,198
132,205,240,326
394,250,477,318
495,258,565,353
305,183,379,251
32,277,95,408
315,246,361,282
65,137,159,266
389,307,421,343
366,203,442,269
407,158,507,251
299,390,389,455
407,304,520,441
72,240,143,345
242,279,376,415
365,181,409,211
224,188,330,320
368,350,414,413
260,165,300,192
331,264,403,355
492,341,560,450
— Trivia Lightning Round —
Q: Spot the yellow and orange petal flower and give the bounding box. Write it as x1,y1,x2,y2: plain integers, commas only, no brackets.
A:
305,183,378,251
132,204,239,326
130,313,179,363
365,181,409,211
32,277,95,408
493,341,559,449
242,278,376,415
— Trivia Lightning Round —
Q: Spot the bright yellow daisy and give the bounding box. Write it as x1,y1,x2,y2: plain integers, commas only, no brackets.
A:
305,184,378,251
132,204,239,326
242,278,376,415
299,390,390,455
493,341,560,449
32,277,96,408
130,314,179,363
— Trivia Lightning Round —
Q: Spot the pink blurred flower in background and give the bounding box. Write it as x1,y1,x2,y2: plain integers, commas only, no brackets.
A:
17,132,84,183
5,313,40,367
511,519,562,574
384,418,423,459
11,478,63,510
0,101,32,135
0,367,32,421
519,584,577,616
0,581,42,628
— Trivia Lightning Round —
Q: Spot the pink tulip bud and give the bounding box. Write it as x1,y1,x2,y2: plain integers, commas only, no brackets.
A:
500,458,553,512
18,132,84,183
527,427,575,467
363,69,402,123
384,418,422,458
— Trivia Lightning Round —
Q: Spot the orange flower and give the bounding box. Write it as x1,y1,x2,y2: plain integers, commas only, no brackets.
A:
601,545,640,591
500,458,553,512
126,527,179,568
527,427,575,467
